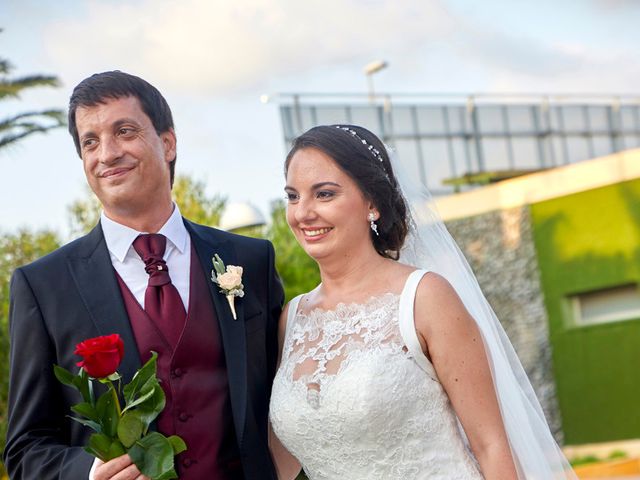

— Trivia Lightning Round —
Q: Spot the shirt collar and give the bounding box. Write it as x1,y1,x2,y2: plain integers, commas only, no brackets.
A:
101,203,187,263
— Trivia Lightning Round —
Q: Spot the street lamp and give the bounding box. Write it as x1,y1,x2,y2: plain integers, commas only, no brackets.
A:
364,60,388,104
219,202,266,232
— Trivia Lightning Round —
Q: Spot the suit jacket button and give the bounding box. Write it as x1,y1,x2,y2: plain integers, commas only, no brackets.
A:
182,458,194,468
178,412,189,422
171,368,183,378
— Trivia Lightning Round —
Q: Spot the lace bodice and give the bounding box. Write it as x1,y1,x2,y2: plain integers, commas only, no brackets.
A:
270,271,483,480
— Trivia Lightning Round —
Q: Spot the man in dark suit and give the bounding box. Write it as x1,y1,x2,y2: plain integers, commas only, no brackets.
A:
3,71,284,480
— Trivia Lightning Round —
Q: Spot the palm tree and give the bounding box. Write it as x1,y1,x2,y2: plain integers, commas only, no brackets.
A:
0,31,65,150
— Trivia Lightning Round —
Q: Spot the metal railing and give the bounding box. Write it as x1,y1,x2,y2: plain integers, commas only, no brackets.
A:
275,93,640,194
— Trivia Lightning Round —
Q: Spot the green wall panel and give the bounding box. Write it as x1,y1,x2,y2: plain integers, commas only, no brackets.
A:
531,179,640,444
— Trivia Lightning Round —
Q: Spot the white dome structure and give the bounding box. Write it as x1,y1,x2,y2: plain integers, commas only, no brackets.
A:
219,202,266,231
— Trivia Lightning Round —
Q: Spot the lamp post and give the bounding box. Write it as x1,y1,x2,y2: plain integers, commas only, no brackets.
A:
364,60,388,104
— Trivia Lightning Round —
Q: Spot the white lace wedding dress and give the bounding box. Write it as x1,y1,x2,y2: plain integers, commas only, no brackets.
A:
270,270,484,479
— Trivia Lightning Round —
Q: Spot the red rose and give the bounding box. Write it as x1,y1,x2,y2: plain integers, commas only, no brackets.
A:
75,334,124,378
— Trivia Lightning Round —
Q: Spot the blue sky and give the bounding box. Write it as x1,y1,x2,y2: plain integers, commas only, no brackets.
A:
1,0,639,237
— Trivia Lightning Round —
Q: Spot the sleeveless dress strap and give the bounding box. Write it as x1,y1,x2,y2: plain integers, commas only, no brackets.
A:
287,294,303,326
398,269,439,381
282,294,303,346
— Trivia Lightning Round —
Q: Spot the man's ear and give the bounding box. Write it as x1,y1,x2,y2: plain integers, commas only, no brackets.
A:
161,128,177,163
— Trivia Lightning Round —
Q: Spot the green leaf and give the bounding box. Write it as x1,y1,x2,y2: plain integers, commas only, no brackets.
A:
124,352,158,404
88,432,112,461
71,402,100,422
168,435,187,455
117,412,144,448
68,416,101,433
121,352,167,430
122,382,156,412
53,365,77,388
130,384,166,431
106,439,126,460
84,445,103,459
155,468,180,480
212,253,226,275
87,433,127,462
95,388,119,437
74,368,92,404
128,432,179,480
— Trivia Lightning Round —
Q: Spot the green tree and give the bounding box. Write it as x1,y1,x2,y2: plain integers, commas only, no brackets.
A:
171,175,225,226
0,31,65,150
67,185,102,237
266,200,320,302
67,175,226,235
0,229,61,474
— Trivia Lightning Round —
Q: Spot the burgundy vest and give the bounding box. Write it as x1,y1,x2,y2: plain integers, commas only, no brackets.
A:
116,244,242,479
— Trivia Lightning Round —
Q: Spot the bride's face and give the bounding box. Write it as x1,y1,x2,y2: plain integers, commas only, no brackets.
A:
285,147,376,262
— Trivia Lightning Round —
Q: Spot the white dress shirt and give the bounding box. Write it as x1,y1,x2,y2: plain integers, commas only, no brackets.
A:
89,203,191,479
100,203,191,310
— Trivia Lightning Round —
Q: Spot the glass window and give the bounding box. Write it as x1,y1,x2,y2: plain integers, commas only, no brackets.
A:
390,106,416,135
393,139,424,187
561,106,587,133
622,134,640,149
421,139,450,190
416,106,447,135
588,106,609,132
279,106,296,141
592,135,614,158
477,106,504,134
449,137,470,176
350,106,382,133
565,136,591,163
315,106,350,126
446,106,469,135
507,106,535,133
511,137,540,168
572,285,640,326
549,106,564,131
480,138,509,171
620,106,640,133
297,106,317,132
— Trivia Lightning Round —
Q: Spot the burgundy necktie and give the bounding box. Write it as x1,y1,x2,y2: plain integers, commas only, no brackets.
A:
133,233,186,346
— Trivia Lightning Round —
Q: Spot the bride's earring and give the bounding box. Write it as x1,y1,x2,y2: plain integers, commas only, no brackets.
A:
368,212,379,236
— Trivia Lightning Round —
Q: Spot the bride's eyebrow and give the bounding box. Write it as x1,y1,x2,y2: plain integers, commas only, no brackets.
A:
284,181,342,191
311,182,341,189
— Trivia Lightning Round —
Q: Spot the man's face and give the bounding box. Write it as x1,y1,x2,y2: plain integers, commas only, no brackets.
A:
75,96,176,217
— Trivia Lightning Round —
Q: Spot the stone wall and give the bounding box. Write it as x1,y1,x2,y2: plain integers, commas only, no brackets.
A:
445,205,564,442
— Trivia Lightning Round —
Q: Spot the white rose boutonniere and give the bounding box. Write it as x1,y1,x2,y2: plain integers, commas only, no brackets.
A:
211,254,244,320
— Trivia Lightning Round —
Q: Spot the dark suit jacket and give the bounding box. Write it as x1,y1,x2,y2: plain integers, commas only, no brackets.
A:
3,219,284,480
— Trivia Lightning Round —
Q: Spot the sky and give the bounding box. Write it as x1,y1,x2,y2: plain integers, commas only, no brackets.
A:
1,0,639,239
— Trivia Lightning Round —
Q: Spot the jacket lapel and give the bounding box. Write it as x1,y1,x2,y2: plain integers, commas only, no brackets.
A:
185,219,248,443
65,224,141,381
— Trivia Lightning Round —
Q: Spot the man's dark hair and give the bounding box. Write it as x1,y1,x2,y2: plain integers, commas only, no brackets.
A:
285,124,409,260
68,70,177,186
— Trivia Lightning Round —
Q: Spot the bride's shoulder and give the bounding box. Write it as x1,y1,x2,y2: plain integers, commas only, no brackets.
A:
414,272,468,325
415,270,454,294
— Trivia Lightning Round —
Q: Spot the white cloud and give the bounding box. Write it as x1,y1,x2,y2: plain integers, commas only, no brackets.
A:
593,0,640,10
43,0,456,95
479,41,640,94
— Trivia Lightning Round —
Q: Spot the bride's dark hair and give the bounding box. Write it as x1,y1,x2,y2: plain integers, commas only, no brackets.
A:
285,124,409,260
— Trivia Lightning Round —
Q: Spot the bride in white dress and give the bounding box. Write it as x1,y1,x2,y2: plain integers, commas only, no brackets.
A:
269,125,576,479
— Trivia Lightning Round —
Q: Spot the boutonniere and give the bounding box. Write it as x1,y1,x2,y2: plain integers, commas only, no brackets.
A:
211,254,244,320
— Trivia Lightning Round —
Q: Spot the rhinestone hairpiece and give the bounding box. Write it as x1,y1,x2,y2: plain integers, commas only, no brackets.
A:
335,126,384,163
